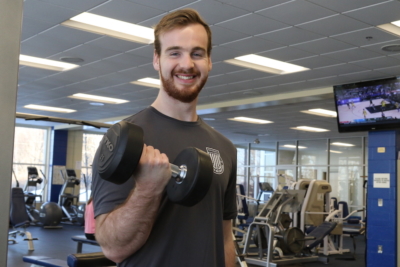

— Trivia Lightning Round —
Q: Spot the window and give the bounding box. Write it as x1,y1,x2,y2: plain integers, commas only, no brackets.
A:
81,133,104,201
12,126,49,198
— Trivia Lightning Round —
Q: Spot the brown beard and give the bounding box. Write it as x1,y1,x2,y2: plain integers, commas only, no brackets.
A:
160,68,208,103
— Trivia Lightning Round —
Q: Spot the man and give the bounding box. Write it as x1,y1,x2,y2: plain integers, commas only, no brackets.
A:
91,9,237,267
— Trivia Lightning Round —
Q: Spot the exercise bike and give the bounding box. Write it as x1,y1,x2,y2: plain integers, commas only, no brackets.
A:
58,169,85,225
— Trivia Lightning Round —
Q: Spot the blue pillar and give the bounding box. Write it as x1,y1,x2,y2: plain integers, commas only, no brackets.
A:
50,129,68,202
367,130,399,267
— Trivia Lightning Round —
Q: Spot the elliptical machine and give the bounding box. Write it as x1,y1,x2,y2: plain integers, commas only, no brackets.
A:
58,169,85,225
24,167,45,225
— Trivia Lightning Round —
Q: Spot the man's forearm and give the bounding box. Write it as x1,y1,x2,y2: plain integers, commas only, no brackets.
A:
96,189,163,263
223,220,236,267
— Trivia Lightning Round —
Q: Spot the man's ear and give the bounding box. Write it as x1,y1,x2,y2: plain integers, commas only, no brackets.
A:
153,50,160,71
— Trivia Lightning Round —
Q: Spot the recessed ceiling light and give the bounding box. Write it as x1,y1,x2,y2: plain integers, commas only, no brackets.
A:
301,108,337,117
224,54,309,75
89,102,105,106
330,150,343,154
130,77,160,88
19,55,79,71
331,142,354,147
24,104,76,113
228,117,273,124
381,45,400,52
291,126,329,132
283,144,307,149
62,12,154,44
69,93,129,104
202,118,215,121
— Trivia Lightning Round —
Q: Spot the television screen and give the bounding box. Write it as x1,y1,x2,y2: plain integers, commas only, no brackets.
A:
333,76,400,133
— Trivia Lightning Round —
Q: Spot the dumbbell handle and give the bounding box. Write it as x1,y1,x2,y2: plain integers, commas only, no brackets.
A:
170,164,187,184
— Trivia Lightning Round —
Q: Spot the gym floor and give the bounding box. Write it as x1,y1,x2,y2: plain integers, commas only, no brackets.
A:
7,224,366,267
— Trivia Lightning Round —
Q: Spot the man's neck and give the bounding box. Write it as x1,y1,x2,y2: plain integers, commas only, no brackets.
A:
151,94,198,122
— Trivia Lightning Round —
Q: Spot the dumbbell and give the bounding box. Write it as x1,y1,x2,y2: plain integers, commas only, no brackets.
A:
97,121,214,207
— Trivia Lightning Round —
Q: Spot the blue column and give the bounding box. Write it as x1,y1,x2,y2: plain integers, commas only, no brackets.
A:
367,130,399,267
50,130,68,202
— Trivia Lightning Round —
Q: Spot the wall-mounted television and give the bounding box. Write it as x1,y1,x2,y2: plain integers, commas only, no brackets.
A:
333,76,400,133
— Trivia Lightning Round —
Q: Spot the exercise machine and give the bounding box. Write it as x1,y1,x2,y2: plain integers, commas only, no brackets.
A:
24,166,45,225
240,189,337,267
58,169,84,225
9,187,38,251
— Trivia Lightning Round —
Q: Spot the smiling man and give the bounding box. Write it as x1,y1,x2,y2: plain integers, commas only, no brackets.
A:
92,9,237,267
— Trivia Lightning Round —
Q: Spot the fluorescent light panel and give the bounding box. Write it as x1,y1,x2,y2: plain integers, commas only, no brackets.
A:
228,117,273,124
330,150,343,154
130,78,161,88
19,55,79,71
301,109,337,118
331,142,354,147
62,13,154,44
377,21,400,37
24,104,76,113
224,54,309,75
283,145,307,149
69,93,129,104
291,126,329,132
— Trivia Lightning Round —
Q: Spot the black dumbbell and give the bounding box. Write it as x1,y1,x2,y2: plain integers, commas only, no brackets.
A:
97,121,214,207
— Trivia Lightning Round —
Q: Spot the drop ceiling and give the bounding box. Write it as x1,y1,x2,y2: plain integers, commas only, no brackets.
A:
16,0,400,144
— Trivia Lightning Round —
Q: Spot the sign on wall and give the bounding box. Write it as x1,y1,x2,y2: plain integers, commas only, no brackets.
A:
373,173,390,188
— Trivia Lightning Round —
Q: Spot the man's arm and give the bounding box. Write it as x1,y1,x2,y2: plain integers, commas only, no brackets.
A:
223,220,236,267
95,145,171,263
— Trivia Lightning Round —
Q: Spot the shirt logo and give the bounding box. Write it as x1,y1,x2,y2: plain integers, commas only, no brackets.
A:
206,147,224,175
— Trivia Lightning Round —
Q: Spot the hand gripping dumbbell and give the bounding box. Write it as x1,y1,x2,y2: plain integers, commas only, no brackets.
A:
97,121,214,207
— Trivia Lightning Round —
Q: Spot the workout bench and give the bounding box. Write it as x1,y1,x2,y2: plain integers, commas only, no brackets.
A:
71,235,100,253
23,252,115,267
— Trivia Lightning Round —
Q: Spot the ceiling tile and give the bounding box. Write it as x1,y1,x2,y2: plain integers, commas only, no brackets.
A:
351,56,400,69
344,1,400,25
210,25,250,46
297,14,370,36
210,45,243,62
37,0,109,11
21,17,54,41
331,27,400,46
126,0,197,11
90,0,164,24
185,1,249,24
127,45,155,59
23,0,80,24
257,27,324,46
216,13,289,36
217,0,293,12
221,37,283,54
307,0,388,13
86,36,144,53
323,48,383,62
259,46,316,61
47,44,121,64
290,55,344,69
257,0,336,25
292,38,355,54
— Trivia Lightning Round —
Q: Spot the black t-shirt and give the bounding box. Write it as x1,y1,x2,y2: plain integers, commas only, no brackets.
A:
92,107,237,267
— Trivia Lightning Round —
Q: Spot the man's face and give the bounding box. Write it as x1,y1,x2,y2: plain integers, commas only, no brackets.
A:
153,23,212,103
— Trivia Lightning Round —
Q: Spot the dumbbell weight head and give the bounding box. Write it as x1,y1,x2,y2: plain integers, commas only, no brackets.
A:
97,121,214,207
97,121,144,185
167,147,213,207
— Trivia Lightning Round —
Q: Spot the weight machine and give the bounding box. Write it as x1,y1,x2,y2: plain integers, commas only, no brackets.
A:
241,189,336,267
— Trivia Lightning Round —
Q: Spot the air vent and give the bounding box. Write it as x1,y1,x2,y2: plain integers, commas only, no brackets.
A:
381,45,400,52
60,57,84,63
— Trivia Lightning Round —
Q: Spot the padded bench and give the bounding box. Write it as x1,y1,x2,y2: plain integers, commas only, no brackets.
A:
23,252,115,267
71,235,100,253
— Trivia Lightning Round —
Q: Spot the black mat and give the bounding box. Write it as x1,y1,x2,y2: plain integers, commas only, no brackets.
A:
366,104,396,113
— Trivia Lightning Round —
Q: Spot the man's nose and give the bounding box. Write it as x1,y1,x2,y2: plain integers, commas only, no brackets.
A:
179,53,194,69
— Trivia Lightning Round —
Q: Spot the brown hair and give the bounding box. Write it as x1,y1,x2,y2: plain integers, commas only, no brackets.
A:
153,9,212,57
